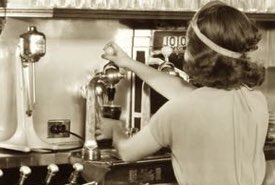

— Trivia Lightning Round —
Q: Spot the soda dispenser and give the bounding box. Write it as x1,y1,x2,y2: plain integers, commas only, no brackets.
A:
82,57,125,160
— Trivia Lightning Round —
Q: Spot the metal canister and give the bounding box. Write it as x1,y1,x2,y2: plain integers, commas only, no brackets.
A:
19,26,46,63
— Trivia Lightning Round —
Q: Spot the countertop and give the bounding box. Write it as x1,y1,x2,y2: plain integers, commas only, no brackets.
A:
0,148,80,169
1,144,275,169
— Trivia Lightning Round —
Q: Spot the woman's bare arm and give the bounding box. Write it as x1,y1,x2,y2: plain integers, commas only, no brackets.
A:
102,42,195,100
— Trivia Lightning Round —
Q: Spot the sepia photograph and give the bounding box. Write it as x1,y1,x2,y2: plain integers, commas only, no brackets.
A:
0,0,275,184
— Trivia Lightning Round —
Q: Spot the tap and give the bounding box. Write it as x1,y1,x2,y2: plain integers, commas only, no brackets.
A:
18,166,31,185
82,44,125,151
158,46,178,76
82,60,125,161
44,164,59,185
66,163,84,185
0,169,3,178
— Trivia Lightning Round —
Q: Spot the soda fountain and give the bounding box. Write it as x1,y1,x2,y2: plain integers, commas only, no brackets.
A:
82,46,124,161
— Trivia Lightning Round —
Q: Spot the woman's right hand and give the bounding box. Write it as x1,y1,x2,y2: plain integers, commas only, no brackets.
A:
101,42,132,68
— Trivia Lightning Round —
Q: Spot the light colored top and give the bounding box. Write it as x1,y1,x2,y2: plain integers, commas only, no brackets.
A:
149,86,269,185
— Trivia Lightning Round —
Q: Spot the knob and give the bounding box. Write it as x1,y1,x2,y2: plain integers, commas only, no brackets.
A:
18,166,31,185
161,46,173,62
73,163,84,172
45,164,59,185
67,163,84,185
0,169,3,178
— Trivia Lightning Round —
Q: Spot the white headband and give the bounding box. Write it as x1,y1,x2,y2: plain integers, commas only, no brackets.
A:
190,18,244,59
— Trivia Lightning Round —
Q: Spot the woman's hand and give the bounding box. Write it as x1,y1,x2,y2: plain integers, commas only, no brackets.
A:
95,117,124,140
101,42,132,68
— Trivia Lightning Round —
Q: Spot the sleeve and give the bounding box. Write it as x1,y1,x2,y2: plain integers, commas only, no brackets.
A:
148,100,178,148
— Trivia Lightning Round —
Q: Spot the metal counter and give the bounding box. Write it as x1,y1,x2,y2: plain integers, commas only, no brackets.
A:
0,144,275,170
0,149,80,169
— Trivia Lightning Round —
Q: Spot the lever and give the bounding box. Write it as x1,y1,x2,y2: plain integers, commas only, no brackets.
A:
44,164,59,185
158,46,178,76
0,169,3,178
18,166,31,185
161,46,173,62
66,163,84,185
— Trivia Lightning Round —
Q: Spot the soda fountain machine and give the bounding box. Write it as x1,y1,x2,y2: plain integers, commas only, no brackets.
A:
81,55,125,161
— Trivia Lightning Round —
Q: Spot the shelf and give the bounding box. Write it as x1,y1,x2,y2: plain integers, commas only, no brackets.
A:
0,148,74,169
53,8,195,20
1,7,275,22
0,8,53,18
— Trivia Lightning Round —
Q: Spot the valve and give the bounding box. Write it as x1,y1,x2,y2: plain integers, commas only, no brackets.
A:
18,166,31,185
44,164,59,185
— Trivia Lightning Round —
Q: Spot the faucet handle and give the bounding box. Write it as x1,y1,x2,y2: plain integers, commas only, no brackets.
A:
45,164,59,185
73,163,84,172
18,166,31,185
161,46,173,62
0,169,3,178
67,163,84,184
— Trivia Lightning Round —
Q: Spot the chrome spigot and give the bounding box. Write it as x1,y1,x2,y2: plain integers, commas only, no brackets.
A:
18,166,31,185
45,164,59,185
82,46,125,160
102,62,124,87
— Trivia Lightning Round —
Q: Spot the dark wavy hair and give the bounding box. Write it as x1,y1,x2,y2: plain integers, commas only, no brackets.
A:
183,1,265,89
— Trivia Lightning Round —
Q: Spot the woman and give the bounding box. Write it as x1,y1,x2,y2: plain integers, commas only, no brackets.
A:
98,1,268,185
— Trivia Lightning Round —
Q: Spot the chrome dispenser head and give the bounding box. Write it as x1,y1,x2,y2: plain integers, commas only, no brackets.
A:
103,62,124,87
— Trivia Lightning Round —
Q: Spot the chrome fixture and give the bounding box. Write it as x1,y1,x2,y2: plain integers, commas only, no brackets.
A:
158,46,179,76
82,60,125,161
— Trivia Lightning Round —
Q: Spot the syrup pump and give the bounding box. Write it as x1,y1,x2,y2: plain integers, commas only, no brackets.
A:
0,26,60,152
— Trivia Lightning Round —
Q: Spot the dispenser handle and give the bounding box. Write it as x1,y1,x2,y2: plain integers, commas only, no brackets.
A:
45,164,59,185
18,166,31,185
67,163,84,185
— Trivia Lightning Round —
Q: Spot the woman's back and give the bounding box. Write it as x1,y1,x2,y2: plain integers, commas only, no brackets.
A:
149,86,269,185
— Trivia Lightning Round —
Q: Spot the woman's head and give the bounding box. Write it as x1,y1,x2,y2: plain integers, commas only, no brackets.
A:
184,1,265,89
